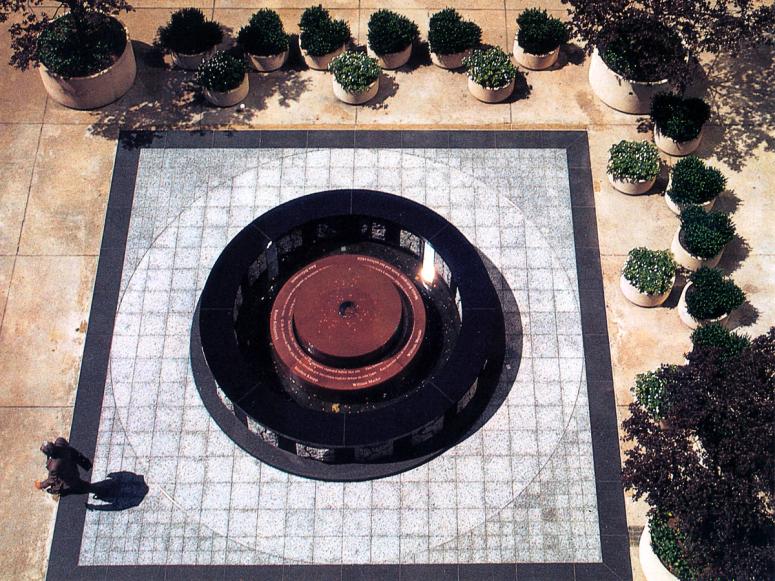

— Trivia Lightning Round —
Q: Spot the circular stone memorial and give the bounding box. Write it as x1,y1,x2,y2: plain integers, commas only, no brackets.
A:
191,189,506,480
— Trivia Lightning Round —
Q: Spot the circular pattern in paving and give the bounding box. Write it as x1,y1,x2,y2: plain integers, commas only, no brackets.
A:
192,189,507,480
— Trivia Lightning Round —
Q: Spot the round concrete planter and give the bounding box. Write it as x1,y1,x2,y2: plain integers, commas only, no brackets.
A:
607,172,656,195
620,274,674,307
38,22,136,110
654,126,703,156
467,77,515,103
303,44,346,71
588,48,672,114
639,522,680,581
367,43,412,70
678,282,729,329
203,74,249,107
247,50,288,72
171,48,214,71
665,191,716,216
513,40,559,70
430,49,470,70
671,228,723,271
332,77,379,105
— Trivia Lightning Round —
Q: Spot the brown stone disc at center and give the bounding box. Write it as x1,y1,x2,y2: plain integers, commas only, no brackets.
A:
292,255,405,366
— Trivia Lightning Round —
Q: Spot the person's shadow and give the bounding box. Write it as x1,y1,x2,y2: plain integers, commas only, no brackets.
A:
85,471,149,511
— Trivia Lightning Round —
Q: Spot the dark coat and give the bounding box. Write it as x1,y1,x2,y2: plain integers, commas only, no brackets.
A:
39,438,93,495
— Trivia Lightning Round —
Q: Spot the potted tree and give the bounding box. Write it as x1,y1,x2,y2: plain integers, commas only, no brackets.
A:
665,156,726,215
513,8,569,71
299,5,351,71
650,92,711,156
678,266,745,329
0,0,136,109
427,8,481,70
619,247,676,307
366,9,419,70
564,0,775,114
606,140,661,195
463,47,519,103
156,8,223,71
587,15,685,114
671,207,735,271
237,9,289,72
195,51,248,107
329,51,380,105
623,329,775,581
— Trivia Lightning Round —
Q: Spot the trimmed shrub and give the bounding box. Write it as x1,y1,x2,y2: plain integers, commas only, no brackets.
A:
649,513,699,580
367,9,418,55
668,156,726,205
607,140,660,181
516,8,569,55
463,47,518,89
679,206,735,259
195,51,246,92
237,9,289,57
299,5,351,57
685,267,745,321
428,8,481,55
622,247,676,295
651,92,711,143
329,50,380,94
689,322,750,362
156,8,223,56
633,367,674,420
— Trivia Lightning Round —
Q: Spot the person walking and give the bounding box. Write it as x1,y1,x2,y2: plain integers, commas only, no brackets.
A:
34,437,94,496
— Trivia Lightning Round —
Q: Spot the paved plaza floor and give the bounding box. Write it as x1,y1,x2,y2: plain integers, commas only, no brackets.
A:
46,131,627,579
1,3,774,580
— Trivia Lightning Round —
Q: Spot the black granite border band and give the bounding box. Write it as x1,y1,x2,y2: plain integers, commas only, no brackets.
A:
48,130,631,581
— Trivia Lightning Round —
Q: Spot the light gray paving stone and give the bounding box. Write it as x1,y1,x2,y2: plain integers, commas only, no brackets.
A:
80,145,600,567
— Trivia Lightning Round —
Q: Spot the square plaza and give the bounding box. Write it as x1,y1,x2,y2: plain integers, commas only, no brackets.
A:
46,131,628,579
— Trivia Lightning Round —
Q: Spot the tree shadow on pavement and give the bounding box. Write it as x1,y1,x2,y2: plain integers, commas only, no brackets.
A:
88,40,311,144
700,45,775,172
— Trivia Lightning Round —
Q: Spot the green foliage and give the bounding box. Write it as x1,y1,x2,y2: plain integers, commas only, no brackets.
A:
649,514,699,580
2,0,133,72
686,267,745,321
329,50,380,94
516,8,569,55
598,16,686,82
299,5,351,57
689,322,750,362
237,9,289,57
668,156,726,205
36,12,125,77
651,92,711,143
607,140,660,181
194,51,246,92
622,247,676,295
463,47,518,89
367,10,418,56
679,207,735,259
156,8,223,56
633,368,674,420
428,8,482,55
